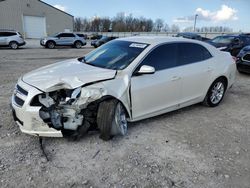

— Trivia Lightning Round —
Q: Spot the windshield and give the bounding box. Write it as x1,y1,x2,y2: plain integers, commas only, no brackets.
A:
100,36,108,40
83,40,148,70
211,36,235,44
51,33,60,37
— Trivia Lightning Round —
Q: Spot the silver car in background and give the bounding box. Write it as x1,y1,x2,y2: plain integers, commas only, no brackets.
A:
40,32,87,49
0,30,26,49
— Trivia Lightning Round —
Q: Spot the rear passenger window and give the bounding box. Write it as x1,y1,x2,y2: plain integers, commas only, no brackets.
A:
64,33,75,37
139,43,178,71
178,43,212,65
5,32,16,36
58,33,74,37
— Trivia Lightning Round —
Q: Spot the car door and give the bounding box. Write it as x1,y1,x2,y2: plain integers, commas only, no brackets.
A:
54,33,64,45
56,33,73,45
130,43,182,120
176,42,213,106
63,33,75,45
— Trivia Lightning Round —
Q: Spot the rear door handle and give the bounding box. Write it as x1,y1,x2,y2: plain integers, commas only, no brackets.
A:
171,76,181,81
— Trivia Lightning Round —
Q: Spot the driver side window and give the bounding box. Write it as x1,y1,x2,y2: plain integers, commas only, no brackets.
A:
139,43,178,71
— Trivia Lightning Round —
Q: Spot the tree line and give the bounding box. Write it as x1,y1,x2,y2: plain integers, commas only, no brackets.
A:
74,12,233,33
74,13,180,33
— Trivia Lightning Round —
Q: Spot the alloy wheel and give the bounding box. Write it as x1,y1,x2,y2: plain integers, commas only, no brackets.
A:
210,81,225,104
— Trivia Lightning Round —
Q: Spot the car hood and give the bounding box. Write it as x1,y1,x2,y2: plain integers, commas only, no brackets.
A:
22,59,117,92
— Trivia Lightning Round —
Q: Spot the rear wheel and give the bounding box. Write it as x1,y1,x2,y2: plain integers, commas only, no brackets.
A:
97,99,127,141
203,78,226,107
74,41,82,49
46,41,55,49
9,41,18,49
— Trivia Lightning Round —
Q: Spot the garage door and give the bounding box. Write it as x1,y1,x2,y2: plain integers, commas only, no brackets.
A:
23,16,46,38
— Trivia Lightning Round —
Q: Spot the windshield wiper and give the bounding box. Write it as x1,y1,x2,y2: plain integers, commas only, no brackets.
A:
79,56,89,64
82,56,86,63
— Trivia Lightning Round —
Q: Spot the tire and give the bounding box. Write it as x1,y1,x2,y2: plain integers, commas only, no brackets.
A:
46,41,55,49
203,78,227,107
97,99,128,141
74,41,82,49
9,41,18,49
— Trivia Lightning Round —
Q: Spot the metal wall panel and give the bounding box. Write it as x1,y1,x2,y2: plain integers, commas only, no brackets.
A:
0,0,73,38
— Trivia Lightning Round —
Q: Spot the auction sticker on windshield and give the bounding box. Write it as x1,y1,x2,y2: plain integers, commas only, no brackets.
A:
129,43,147,48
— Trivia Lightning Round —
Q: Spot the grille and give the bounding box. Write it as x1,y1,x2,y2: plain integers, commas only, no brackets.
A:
16,84,28,96
14,95,25,106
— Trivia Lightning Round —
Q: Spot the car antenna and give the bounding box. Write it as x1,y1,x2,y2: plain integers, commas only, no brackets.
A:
39,137,49,161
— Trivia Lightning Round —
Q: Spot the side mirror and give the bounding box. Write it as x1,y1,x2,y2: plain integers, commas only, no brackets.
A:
137,65,155,75
242,53,250,62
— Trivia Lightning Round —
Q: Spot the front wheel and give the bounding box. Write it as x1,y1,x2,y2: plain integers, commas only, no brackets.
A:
74,41,82,49
97,99,128,141
46,41,55,49
9,41,18,49
203,78,226,107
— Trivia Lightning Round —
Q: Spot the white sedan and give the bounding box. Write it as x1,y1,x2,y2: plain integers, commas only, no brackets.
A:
11,36,236,140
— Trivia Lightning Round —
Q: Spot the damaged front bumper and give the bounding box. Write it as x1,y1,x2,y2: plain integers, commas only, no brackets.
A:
11,79,63,137
11,78,108,138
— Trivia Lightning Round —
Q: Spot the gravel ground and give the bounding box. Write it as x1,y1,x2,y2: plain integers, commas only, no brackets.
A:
0,40,249,188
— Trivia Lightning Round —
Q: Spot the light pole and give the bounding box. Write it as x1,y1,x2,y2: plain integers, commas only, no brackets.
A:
194,14,198,32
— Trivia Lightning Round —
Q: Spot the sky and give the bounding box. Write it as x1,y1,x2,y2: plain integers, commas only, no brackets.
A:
43,0,250,32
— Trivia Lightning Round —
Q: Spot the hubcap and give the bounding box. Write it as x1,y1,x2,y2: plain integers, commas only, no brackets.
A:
48,43,54,48
76,42,81,48
113,103,127,136
210,81,225,104
11,42,18,49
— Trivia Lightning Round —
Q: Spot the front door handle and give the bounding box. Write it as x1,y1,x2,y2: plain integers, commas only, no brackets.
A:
171,76,181,81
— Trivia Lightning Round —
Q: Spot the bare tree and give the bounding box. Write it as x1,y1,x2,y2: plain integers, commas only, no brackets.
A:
74,18,81,32
171,24,180,32
154,19,164,32
100,18,111,32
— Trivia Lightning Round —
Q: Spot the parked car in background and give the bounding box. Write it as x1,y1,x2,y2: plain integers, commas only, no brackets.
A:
11,36,236,140
176,32,210,41
76,33,88,40
207,34,250,56
0,30,26,49
236,45,250,73
91,36,117,48
88,33,102,40
40,32,87,49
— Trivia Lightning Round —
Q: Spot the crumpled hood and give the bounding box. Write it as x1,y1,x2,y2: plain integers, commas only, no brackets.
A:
22,58,117,92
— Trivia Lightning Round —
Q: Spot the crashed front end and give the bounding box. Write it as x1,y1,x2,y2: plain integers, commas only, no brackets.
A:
11,78,108,138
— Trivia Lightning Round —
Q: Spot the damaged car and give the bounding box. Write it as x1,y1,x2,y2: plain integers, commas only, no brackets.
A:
11,36,236,141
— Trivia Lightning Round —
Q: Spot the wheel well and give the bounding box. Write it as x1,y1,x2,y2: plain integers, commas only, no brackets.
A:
46,40,55,45
74,40,83,45
9,41,18,45
216,76,228,89
205,76,228,98
91,95,130,119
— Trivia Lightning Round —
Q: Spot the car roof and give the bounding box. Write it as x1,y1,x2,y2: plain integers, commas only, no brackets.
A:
178,32,200,37
117,36,204,45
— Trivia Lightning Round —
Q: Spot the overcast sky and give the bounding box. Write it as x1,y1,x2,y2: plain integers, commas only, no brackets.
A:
43,0,250,32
